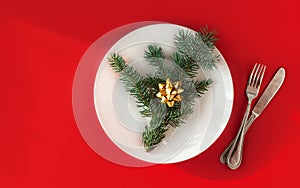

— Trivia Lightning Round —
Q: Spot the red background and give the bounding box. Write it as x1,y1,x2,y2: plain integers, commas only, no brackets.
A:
1,0,300,187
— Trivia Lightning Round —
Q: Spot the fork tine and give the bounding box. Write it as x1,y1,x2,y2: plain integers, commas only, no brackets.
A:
258,65,266,87
253,64,266,88
253,64,262,87
251,64,261,87
248,63,257,86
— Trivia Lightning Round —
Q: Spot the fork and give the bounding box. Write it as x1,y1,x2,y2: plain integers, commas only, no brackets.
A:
220,63,266,169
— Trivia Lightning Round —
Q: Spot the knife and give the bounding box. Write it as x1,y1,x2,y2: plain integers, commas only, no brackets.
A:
244,67,285,131
222,67,286,169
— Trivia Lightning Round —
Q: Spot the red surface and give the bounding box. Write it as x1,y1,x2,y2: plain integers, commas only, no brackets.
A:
1,0,299,187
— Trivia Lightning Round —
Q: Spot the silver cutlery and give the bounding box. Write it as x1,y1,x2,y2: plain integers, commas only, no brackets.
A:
220,64,266,167
220,67,285,169
227,64,266,169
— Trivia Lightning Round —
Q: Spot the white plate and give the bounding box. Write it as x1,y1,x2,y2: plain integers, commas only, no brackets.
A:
94,23,233,163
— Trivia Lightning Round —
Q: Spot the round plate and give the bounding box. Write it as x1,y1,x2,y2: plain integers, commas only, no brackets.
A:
94,23,233,163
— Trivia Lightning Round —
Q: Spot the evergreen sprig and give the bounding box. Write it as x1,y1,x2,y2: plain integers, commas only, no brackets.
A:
145,45,192,82
174,29,217,71
108,27,216,152
142,99,194,151
139,77,164,117
109,53,151,117
197,25,218,49
144,45,170,80
166,103,193,128
108,53,127,72
144,45,165,62
172,52,199,79
194,79,213,97
142,100,168,152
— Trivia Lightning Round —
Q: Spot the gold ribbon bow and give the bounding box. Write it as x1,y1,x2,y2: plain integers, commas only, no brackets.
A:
156,78,184,107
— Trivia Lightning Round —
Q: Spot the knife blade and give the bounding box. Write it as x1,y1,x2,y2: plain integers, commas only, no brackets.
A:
244,67,285,131
252,67,285,117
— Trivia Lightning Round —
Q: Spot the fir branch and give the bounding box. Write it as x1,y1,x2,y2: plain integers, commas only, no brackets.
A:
142,100,168,152
142,78,213,151
181,81,199,106
171,52,199,78
142,76,164,97
194,79,213,97
142,83,196,151
118,66,143,93
108,53,127,73
120,67,153,117
144,45,165,62
166,103,193,127
165,79,212,127
144,45,170,80
109,27,217,152
174,30,217,71
130,78,152,116
167,81,198,127
196,25,218,49
143,124,168,152
138,77,164,117
109,53,153,117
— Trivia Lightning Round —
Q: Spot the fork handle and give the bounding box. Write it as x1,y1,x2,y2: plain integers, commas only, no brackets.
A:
226,121,246,169
219,113,256,164
222,102,252,169
226,112,257,169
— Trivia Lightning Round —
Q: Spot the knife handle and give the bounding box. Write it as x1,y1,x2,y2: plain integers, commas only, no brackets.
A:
219,113,257,166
